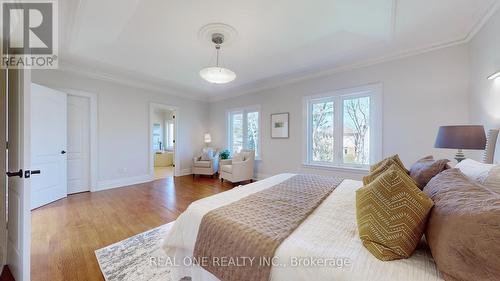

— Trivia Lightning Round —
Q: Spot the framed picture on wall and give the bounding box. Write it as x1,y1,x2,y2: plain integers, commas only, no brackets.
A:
271,113,289,138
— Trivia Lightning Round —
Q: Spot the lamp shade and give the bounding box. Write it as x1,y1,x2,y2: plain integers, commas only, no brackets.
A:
204,133,212,143
435,125,486,150
200,67,236,84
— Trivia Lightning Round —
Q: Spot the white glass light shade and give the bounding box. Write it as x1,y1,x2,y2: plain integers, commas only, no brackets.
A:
487,70,500,80
199,67,236,84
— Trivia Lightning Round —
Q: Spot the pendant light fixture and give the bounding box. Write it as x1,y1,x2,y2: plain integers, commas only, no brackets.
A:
200,33,236,84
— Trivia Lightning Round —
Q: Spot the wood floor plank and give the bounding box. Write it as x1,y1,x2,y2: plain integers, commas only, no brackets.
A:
31,175,234,281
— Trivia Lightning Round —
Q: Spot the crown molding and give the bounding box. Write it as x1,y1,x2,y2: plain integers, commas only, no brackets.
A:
209,36,468,102
464,0,500,42
209,1,500,102
56,0,500,103
58,58,210,102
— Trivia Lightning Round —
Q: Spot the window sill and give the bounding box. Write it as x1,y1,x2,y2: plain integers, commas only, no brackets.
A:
302,163,369,174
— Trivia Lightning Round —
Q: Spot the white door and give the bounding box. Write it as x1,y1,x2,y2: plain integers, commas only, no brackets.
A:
67,95,90,194
31,83,67,209
6,69,32,281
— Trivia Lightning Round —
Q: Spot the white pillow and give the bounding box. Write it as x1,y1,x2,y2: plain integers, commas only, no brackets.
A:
455,159,493,183
200,148,214,161
232,152,244,162
455,159,500,193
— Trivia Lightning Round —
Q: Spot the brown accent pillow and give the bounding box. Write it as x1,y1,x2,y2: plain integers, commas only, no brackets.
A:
409,156,450,189
363,158,408,185
370,154,408,173
357,165,434,261
424,168,500,281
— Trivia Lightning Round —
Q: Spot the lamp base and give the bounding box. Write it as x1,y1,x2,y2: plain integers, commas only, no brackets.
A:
455,149,466,163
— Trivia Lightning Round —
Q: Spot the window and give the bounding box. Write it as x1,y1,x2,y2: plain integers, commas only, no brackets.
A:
305,85,381,169
228,106,260,158
165,120,174,149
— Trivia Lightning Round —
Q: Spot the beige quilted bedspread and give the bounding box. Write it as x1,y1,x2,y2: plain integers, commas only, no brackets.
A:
193,174,343,281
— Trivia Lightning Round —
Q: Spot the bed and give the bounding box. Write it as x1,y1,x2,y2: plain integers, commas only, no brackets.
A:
162,173,443,281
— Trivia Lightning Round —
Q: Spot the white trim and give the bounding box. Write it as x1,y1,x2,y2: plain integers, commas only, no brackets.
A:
226,104,262,159
60,89,99,192
56,1,500,104
149,103,180,179
303,83,383,169
97,174,151,191
59,60,208,102
179,168,192,176
465,0,500,41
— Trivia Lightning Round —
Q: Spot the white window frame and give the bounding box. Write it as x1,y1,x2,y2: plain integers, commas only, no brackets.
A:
303,84,382,171
227,105,261,160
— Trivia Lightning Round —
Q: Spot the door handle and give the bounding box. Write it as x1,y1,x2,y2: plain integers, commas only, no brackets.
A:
24,169,41,178
6,169,23,178
61,150,66,155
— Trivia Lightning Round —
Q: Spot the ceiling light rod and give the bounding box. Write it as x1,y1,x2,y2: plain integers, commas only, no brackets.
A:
487,70,500,80
212,33,224,67
199,32,236,84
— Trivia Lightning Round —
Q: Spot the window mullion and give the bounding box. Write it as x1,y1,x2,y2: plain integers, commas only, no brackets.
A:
334,97,343,165
242,110,248,151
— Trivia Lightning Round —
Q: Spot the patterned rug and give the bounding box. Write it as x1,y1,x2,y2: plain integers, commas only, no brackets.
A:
95,222,191,281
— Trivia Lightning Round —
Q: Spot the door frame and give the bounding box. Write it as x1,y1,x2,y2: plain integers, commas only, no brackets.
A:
149,103,180,178
0,69,7,269
60,89,98,192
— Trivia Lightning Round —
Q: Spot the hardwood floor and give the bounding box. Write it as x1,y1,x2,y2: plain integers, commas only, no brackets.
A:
31,175,234,281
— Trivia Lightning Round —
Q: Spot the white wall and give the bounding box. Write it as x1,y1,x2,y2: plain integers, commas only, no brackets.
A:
32,69,209,190
469,9,500,135
209,45,470,179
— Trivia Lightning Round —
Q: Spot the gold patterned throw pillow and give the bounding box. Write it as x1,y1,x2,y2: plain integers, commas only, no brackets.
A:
370,154,407,173
363,158,408,185
356,165,434,261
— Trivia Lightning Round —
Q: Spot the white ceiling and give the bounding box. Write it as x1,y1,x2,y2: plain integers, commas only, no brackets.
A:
59,0,499,101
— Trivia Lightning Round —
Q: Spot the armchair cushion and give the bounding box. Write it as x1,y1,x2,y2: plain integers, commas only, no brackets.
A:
194,160,211,168
221,164,233,174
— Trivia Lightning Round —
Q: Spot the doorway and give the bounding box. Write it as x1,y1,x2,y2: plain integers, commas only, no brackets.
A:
30,84,97,209
149,103,179,180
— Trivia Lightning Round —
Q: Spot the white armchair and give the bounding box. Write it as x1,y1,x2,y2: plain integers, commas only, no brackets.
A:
192,148,219,178
220,150,255,184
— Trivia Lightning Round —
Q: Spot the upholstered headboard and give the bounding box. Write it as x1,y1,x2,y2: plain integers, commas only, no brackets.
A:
482,129,499,164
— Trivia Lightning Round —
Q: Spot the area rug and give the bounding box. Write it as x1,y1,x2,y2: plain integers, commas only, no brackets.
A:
95,222,191,281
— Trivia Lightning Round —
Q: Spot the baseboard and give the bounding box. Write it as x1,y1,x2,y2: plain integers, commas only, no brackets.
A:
178,168,192,177
97,174,153,191
255,173,272,181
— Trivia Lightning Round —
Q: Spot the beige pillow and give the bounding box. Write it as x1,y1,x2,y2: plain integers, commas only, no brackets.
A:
370,154,408,173
356,165,434,261
363,158,408,185
424,169,500,281
232,152,244,162
409,156,450,189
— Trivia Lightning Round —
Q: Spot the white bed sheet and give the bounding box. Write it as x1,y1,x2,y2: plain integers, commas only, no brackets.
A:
162,173,443,281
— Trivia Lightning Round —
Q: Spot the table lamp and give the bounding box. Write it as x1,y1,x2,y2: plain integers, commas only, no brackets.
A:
434,125,486,162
